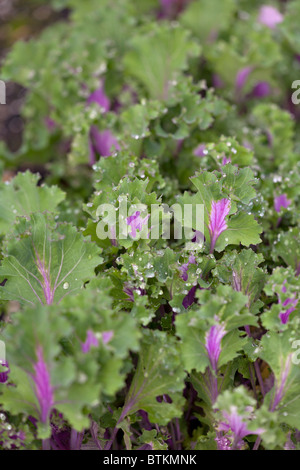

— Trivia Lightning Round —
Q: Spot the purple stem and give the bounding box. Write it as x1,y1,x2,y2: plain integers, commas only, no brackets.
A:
244,325,251,337
169,421,177,450
254,361,265,397
209,235,217,254
249,364,258,401
253,436,261,450
207,368,219,406
104,402,133,450
244,326,265,397
175,418,182,450
42,438,51,450
90,421,103,450
70,429,84,450
34,247,54,305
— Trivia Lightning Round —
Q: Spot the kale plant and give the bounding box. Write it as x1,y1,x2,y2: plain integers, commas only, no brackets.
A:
0,0,300,451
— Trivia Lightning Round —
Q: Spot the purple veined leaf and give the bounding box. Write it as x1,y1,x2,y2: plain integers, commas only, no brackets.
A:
279,297,298,325
277,280,298,325
284,432,296,450
282,280,287,294
182,285,198,309
81,329,114,353
87,82,110,112
178,254,196,281
208,198,231,253
81,330,99,353
232,270,242,293
123,283,147,302
251,81,271,98
274,194,291,213
104,330,185,450
0,213,100,306
89,127,120,164
0,305,106,442
191,230,205,244
123,284,135,302
235,68,271,102
258,5,283,30
237,70,271,100
193,143,207,157
235,66,253,92
86,82,120,164
205,323,227,373
31,345,54,424
221,156,231,165
126,211,150,239
179,263,189,281
270,354,293,411
102,331,114,345
188,254,196,264
33,246,54,305
217,407,264,450
215,434,231,450
204,321,227,405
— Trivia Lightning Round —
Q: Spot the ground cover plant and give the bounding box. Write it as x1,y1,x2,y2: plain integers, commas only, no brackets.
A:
0,0,300,451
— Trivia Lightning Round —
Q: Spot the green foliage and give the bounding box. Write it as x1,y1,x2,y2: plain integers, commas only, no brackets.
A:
124,23,201,100
0,213,101,305
0,0,299,451
0,172,65,234
176,285,256,373
213,248,266,307
121,329,186,424
180,164,262,252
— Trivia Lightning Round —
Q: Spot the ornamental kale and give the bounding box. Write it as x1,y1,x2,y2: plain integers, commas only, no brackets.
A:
0,0,300,451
